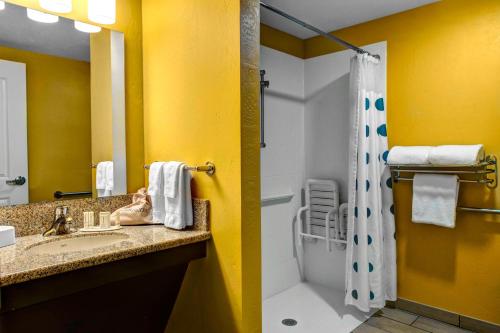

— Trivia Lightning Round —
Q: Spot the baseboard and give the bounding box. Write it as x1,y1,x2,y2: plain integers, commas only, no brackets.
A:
393,298,499,333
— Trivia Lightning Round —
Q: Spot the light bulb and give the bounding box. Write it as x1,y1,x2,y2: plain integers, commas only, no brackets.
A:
39,0,72,13
27,8,59,23
75,21,101,33
0,1,5,11
88,0,116,25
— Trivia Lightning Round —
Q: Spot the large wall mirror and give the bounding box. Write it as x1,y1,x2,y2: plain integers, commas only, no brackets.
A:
0,2,126,206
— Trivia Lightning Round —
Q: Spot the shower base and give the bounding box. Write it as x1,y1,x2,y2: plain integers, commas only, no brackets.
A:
263,282,375,333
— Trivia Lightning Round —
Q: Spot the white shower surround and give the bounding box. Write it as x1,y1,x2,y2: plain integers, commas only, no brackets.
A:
261,41,387,332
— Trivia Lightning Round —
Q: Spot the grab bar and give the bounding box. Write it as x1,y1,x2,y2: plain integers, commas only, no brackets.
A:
260,70,269,148
54,191,92,199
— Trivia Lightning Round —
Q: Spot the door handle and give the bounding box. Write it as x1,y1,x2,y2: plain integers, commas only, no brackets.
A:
6,176,26,186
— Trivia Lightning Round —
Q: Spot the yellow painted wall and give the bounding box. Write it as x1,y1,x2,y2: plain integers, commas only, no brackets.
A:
142,0,260,332
90,30,113,197
90,30,113,164
0,46,91,202
260,23,304,58
6,0,145,193
303,0,500,324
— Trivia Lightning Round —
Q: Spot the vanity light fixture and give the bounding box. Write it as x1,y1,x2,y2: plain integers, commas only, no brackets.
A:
75,21,101,33
0,1,5,11
27,8,59,23
88,0,116,25
39,0,71,13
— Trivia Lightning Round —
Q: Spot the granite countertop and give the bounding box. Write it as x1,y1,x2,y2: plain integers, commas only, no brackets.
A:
0,226,211,287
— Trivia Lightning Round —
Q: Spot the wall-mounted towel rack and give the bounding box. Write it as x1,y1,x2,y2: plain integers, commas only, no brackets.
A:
144,161,216,176
389,155,499,214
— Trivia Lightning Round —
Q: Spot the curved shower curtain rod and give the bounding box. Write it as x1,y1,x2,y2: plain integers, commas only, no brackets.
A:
260,1,380,59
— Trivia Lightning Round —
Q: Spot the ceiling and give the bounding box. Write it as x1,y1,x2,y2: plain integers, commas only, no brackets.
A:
260,0,439,39
0,2,90,62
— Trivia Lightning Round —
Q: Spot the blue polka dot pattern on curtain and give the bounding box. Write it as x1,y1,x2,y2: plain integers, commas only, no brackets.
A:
382,150,389,163
346,61,396,312
377,124,387,137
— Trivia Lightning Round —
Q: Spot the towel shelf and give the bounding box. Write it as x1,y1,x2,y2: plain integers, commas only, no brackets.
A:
389,155,497,189
389,155,499,215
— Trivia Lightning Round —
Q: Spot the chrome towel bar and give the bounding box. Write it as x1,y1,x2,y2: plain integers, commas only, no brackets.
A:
144,161,216,176
457,207,500,215
389,155,499,215
389,155,497,189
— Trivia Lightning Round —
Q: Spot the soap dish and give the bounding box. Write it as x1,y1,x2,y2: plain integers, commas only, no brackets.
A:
79,226,123,232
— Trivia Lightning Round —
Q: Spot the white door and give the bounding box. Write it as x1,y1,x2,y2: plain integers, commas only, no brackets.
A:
0,59,28,206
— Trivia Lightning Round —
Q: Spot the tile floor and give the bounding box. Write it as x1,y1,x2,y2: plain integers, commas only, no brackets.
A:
353,307,476,333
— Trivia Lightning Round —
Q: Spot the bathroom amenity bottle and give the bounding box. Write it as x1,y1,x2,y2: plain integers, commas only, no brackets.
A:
99,212,111,228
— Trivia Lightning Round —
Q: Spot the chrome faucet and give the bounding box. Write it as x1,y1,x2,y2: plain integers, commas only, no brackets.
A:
43,206,74,237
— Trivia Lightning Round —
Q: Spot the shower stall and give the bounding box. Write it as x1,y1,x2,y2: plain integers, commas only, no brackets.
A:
260,3,389,332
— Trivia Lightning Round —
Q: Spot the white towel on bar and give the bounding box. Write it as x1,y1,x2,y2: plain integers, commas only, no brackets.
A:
163,161,183,198
147,162,166,223
412,174,459,228
104,161,114,197
96,161,111,198
428,144,484,165
164,163,193,230
387,146,432,165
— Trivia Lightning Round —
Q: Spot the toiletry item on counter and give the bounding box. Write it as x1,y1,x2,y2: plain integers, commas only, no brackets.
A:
83,211,95,228
113,211,121,227
99,212,111,228
111,188,154,225
0,226,15,248
412,174,459,228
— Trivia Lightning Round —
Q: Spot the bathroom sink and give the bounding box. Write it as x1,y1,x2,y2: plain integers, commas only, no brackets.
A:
26,233,130,255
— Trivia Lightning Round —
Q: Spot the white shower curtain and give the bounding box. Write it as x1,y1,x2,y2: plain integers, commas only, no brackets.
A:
345,53,396,312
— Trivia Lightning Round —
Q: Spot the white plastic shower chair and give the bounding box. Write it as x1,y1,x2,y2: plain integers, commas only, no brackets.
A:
296,179,347,252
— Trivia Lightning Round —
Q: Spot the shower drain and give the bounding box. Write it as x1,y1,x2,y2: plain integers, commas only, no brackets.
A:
281,318,298,326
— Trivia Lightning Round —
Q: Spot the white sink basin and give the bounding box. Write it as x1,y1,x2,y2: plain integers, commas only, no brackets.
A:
27,233,130,255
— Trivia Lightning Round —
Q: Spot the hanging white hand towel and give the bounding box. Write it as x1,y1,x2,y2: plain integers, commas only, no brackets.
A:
96,161,110,197
164,162,193,230
412,174,459,228
104,161,114,197
147,162,166,223
428,144,484,165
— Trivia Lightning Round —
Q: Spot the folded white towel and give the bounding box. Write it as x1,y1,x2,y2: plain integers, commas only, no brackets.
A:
96,161,112,198
104,161,114,197
412,174,459,228
163,161,183,199
428,144,484,165
148,162,166,223
387,146,432,165
164,164,193,230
